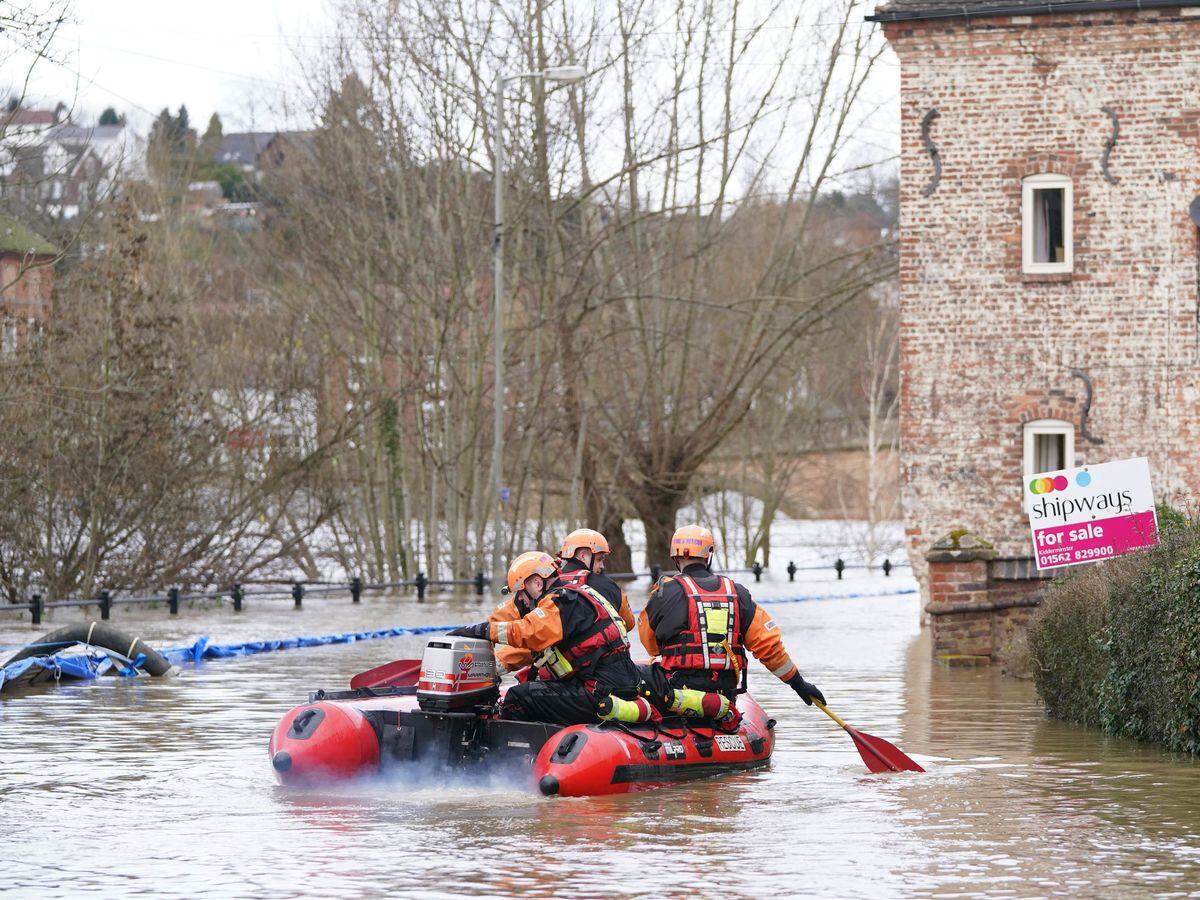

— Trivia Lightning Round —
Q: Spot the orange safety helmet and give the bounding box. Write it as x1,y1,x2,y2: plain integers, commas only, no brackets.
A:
560,528,610,560
670,524,715,562
506,550,560,595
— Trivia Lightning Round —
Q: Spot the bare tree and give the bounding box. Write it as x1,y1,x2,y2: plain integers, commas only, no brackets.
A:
0,1,70,127
265,0,896,579
831,284,901,563
0,201,341,600
540,1,896,566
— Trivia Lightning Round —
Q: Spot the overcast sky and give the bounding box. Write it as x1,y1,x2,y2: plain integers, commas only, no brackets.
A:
8,0,332,132
5,0,899,179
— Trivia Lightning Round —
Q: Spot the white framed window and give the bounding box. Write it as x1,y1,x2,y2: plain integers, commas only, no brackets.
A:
1023,419,1075,475
1022,174,1073,274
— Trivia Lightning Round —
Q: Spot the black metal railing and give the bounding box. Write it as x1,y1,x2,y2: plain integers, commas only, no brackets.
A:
1,571,494,626
2,557,909,625
784,558,912,581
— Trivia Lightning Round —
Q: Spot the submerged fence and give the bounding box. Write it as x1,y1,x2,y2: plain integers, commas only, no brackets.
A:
0,557,910,626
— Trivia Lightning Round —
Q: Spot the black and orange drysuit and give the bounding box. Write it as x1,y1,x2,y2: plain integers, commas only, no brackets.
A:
490,558,634,674
638,561,802,705
488,576,640,725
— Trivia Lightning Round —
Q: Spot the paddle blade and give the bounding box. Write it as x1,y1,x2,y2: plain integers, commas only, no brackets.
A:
846,725,925,774
350,658,422,690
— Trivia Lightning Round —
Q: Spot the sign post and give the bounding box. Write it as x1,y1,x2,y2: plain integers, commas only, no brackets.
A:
1026,457,1159,571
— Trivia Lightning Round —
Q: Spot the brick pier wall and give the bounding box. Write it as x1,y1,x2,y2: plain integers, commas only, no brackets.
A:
925,534,1048,669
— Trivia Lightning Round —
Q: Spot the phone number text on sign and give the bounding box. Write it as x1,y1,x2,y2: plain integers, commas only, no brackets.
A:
1034,521,1126,567
1026,458,1158,571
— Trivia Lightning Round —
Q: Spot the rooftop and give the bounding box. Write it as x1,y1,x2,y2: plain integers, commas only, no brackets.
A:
215,132,276,166
1,109,59,128
0,215,58,257
869,0,1200,22
48,124,126,146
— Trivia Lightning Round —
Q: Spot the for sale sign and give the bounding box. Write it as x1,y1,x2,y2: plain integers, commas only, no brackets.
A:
1026,457,1158,570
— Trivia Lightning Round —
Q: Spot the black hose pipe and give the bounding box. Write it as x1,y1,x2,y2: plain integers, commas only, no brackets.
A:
2,621,175,676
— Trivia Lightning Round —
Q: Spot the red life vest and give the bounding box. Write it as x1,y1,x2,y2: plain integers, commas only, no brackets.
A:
558,568,588,590
533,583,629,681
659,574,746,673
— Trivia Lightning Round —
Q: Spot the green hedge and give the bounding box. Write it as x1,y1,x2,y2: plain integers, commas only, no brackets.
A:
1028,509,1200,753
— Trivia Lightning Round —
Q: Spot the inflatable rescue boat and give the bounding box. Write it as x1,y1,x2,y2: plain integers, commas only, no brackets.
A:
269,636,775,797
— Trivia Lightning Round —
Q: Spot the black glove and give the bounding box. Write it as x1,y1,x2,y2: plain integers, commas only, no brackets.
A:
787,673,825,706
448,622,491,641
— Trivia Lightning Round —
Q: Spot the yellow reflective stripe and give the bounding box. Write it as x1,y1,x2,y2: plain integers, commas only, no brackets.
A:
722,639,742,675
534,647,573,678
495,621,510,645
771,659,795,678
576,584,627,639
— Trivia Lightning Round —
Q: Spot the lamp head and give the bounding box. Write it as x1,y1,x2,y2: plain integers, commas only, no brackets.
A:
542,65,587,84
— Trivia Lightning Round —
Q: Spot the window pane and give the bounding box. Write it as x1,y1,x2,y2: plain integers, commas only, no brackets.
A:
1033,188,1065,263
1034,433,1065,472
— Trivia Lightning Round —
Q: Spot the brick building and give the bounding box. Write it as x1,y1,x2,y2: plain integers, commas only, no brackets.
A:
0,216,57,356
872,0,1200,657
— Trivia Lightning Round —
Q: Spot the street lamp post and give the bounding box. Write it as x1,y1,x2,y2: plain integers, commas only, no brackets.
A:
491,65,587,593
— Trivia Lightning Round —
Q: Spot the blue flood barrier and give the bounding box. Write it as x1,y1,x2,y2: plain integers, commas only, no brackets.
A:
0,586,918,691
756,587,918,604
158,623,456,666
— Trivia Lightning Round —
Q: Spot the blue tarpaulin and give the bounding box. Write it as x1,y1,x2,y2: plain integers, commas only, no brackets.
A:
0,623,461,691
0,652,115,692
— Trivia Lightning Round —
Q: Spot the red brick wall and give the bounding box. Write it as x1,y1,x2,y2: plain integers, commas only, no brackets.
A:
0,253,55,350
886,9,1200,591
926,546,1043,667
927,555,993,658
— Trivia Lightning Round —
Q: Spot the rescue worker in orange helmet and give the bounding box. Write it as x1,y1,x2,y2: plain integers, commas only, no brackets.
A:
557,528,635,632
638,524,825,719
487,528,635,677
449,551,644,725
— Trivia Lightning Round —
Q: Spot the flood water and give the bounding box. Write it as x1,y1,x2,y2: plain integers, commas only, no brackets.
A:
3,578,1200,898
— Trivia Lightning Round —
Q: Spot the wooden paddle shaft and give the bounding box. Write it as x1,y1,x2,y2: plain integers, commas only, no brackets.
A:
813,700,849,730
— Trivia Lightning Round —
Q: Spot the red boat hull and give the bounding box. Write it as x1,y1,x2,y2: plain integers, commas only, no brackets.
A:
269,688,774,796
533,694,774,797
269,697,388,784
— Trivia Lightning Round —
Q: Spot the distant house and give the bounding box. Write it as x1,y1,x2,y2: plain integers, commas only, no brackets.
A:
7,143,107,218
216,131,314,173
0,111,142,218
48,123,143,181
0,216,57,357
0,104,67,137
214,133,277,172
255,132,314,171
183,179,223,211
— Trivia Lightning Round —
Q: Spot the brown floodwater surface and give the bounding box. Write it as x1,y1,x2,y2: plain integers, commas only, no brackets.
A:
2,583,1199,898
